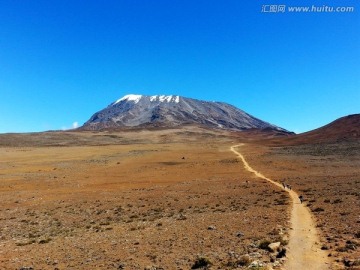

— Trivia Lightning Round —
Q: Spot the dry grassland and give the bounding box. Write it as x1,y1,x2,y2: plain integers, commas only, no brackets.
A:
0,129,290,269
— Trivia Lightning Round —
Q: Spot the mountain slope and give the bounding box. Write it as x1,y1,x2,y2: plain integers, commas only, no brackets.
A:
264,114,360,145
294,114,360,143
82,94,289,132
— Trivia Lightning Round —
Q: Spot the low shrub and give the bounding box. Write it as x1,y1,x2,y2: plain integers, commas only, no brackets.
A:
191,257,212,269
258,239,271,250
237,255,251,266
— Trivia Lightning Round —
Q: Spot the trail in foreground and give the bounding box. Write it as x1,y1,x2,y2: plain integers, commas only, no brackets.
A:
230,144,330,270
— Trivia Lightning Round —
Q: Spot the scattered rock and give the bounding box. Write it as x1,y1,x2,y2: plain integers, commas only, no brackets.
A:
248,252,262,259
268,242,281,252
236,231,244,237
237,254,251,266
118,262,126,269
228,251,236,257
248,260,264,268
272,260,282,268
207,225,216,230
177,214,187,220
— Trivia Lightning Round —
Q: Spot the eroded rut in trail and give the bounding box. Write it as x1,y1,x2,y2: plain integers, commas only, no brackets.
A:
230,144,330,270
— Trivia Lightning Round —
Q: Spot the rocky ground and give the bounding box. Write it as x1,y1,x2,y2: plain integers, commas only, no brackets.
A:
1,128,359,269
240,141,360,269
0,129,290,270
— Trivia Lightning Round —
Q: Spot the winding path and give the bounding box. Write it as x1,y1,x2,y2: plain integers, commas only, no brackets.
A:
230,144,330,270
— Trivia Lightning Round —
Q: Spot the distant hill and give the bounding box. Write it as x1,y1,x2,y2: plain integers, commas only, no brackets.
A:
268,114,360,145
297,114,360,141
81,94,290,133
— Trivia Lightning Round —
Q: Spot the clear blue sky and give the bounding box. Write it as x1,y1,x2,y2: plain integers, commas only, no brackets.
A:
0,0,359,133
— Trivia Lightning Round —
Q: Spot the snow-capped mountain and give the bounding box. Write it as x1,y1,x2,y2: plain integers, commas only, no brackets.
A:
82,94,289,132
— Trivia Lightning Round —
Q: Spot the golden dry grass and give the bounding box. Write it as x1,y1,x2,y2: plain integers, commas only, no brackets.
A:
0,129,290,269
0,127,359,269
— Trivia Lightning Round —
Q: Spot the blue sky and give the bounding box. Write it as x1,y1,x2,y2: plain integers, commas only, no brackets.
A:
0,0,359,133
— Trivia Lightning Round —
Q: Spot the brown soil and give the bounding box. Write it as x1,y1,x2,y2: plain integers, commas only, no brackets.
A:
0,128,290,270
239,141,360,269
0,127,359,269
231,144,329,270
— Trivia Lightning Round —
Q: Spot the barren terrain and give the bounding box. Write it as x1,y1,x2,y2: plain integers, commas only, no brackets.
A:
0,129,290,269
240,140,360,269
231,144,329,270
0,127,359,269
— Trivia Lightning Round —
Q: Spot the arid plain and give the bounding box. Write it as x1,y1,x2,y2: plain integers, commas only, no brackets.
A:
0,127,359,269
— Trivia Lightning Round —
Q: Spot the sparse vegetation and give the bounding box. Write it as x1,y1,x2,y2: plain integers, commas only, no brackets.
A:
258,239,272,251
312,207,325,212
191,257,212,269
38,238,52,244
237,255,251,266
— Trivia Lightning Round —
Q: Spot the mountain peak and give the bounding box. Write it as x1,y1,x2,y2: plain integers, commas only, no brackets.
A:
83,94,290,133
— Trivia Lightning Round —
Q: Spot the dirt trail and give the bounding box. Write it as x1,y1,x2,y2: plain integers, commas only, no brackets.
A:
230,144,330,270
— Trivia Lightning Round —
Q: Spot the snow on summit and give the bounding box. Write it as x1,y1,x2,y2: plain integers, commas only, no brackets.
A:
150,95,180,103
113,94,180,105
114,94,143,104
